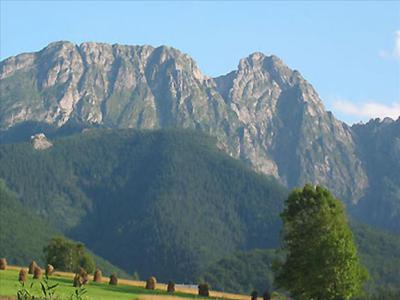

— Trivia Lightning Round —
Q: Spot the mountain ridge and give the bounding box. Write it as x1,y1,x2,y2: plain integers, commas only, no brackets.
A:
1,41,399,234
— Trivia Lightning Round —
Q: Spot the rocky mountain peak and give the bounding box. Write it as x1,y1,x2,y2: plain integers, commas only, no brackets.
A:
0,41,371,203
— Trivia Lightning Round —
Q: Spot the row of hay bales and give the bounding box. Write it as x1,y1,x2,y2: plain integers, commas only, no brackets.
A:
0,259,51,281
1,258,211,296
144,276,210,296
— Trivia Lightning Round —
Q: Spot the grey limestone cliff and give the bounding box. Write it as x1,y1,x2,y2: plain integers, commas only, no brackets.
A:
0,41,372,204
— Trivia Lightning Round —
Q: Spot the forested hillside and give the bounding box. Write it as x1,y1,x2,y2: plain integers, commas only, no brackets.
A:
0,180,58,265
199,221,400,295
1,42,399,236
0,128,399,294
0,129,287,281
0,180,128,276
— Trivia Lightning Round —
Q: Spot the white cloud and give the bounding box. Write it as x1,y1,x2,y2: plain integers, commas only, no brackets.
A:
332,99,400,121
379,30,400,60
394,30,400,58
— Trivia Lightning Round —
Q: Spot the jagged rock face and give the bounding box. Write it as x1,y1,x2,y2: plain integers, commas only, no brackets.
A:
0,41,368,202
351,118,400,232
212,53,367,201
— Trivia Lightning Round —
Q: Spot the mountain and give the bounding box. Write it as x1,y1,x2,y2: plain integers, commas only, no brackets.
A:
0,41,369,208
349,118,400,233
0,42,399,229
0,129,287,281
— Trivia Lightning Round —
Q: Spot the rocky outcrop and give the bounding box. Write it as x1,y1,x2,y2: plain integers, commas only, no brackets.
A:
31,133,53,150
0,41,371,203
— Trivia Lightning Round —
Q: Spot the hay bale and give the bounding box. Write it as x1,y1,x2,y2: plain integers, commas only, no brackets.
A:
18,269,28,282
262,289,271,300
145,276,157,290
198,283,210,297
73,274,83,287
33,267,42,279
93,269,102,283
28,261,38,274
45,264,54,276
251,291,258,300
109,274,118,285
79,267,89,285
0,258,7,270
167,281,175,293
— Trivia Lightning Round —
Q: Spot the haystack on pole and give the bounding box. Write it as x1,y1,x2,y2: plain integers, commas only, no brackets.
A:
28,261,38,274
0,258,7,270
79,267,89,285
198,283,210,297
167,281,175,293
145,276,157,290
73,274,83,287
263,289,271,300
251,291,258,300
46,264,54,276
18,269,28,282
109,274,118,285
33,266,42,279
93,269,102,283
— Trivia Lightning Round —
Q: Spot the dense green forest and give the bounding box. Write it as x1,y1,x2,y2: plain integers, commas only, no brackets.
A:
199,248,278,294
0,129,287,281
198,222,400,296
0,180,129,277
0,179,58,265
0,128,399,294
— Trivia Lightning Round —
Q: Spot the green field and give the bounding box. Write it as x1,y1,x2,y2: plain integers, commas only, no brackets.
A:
0,269,216,300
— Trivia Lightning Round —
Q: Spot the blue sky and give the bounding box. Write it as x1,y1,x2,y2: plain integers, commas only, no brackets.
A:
1,1,399,124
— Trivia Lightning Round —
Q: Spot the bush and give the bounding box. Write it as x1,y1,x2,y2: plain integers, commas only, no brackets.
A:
43,236,95,273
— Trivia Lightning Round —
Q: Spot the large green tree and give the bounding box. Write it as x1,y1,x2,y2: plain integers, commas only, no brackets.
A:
43,236,95,273
275,184,368,300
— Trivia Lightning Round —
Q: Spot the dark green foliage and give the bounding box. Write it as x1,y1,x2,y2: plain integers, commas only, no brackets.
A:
1,128,399,293
17,281,34,300
0,180,58,266
39,274,59,299
69,286,87,300
0,180,127,277
43,237,95,273
199,249,278,294
199,221,400,295
351,221,400,292
275,185,368,300
354,287,400,300
0,129,287,282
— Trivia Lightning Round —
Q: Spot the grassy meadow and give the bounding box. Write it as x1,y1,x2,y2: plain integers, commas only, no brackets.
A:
0,267,249,300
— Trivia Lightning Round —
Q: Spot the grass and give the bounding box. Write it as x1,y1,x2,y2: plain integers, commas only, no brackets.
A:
0,268,248,300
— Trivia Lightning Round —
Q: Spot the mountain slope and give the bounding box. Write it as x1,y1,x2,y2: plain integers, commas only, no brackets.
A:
1,128,398,292
350,118,400,233
0,129,288,281
0,41,367,204
1,41,398,235
0,179,128,277
0,179,58,266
